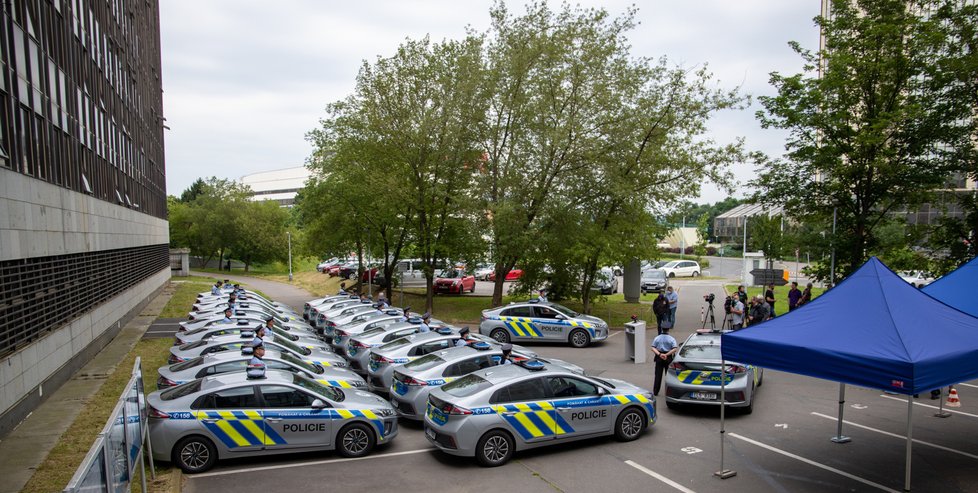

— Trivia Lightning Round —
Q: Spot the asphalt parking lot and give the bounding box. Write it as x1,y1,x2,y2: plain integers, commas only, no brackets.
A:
179,281,978,493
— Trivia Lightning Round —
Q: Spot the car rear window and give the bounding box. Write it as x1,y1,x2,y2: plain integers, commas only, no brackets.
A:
170,357,204,371
441,374,492,398
405,353,446,371
679,344,722,360
160,380,202,401
271,337,311,356
179,340,208,350
358,328,385,338
379,335,414,351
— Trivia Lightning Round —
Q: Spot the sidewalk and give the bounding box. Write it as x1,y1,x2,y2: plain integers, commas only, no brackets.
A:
0,283,176,493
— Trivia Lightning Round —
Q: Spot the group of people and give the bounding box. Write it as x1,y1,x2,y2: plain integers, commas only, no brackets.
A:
725,281,814,330
651,286,679,334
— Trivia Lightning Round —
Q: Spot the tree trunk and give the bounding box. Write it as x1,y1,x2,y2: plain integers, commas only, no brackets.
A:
490,259,517,307
218,248,225,271
425,271,435,314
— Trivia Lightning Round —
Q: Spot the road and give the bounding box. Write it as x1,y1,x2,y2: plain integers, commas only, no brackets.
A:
178,280,978,493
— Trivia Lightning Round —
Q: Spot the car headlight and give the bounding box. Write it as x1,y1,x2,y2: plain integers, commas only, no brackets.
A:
373,408,396,418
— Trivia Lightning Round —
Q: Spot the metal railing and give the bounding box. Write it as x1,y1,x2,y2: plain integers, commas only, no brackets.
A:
64,357,155,493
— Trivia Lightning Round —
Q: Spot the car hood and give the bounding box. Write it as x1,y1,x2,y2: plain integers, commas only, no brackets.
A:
341,389,396,409
576,314,607,326
601,378,650,395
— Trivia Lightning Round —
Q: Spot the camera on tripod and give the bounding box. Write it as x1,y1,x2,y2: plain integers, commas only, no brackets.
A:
702,293,715,304
723,295,734,314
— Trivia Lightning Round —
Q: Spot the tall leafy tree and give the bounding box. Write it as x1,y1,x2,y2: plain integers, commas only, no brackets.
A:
230,200,290,271
754,0,977,280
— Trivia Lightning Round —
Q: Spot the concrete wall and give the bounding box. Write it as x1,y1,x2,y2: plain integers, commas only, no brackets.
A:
0,167,171,435
0,167,169,261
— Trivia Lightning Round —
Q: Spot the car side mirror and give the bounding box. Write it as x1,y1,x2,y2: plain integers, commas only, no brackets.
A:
311,399,327,409
555,314,565,320
596,387,607,396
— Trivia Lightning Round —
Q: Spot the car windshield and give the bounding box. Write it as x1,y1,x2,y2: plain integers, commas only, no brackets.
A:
359,328,386,338
293,374,343,402
281,353,324,375
160,379,202,401
170,357,204,371
643,270,666,280
548,303,579,318
184,327,208,336
404,353,446,371
663,261,680,268
272,337,311,356
679,343,722,360
438,270,464,279
441,374,492,397
379,335,414,351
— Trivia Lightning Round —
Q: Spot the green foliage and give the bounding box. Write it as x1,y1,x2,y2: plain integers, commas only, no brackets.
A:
748,213,786,259
753,0,978,281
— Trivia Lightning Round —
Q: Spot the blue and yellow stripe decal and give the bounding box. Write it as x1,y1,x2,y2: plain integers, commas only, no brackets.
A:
193,411,285,448
492,402,575,439
499,317,543,338
315,379,362,389
677,370,734,386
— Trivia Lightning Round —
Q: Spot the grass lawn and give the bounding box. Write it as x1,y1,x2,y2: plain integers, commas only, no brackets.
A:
159,276,218,318
22,337,176,493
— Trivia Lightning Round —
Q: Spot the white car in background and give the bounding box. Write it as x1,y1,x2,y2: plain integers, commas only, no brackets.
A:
899,271,934,287
660,260,701,278
473,263,495,281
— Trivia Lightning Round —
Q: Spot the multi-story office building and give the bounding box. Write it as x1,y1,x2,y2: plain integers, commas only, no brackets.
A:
240,166,311,207
0,0,169,436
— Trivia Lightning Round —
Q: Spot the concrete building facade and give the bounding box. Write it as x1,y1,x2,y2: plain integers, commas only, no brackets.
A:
0,1,169,436
240,166,311,207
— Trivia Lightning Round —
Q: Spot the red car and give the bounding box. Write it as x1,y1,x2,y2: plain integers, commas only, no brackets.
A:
434,269,476,294
488,268,523,282
359,267,380,283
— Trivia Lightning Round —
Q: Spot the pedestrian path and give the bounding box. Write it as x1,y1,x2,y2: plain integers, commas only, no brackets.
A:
190,271,314,310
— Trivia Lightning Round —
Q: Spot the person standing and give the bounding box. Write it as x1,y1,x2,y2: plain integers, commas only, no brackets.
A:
665,286,678,325
730,292,745,330
650,325,678,396
736,285,748,305
537,289,548,302
787,282,802,312
764,284,777,317
652,292,669,334
247,343,266,378
417,312,432,333
799,283,813,306
749,295,770,325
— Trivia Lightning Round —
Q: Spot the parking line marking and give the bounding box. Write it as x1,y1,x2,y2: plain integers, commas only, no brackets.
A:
957,383,978,389
810,412,978,460
878,394,978,418
624,460,696,493
191,448,434,478
728,433,900,493
607,330,622,338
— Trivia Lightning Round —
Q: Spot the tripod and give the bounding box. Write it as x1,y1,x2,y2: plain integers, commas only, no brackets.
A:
701,300,733,331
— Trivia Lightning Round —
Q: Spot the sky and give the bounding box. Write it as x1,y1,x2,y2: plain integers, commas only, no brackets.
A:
158,1,821,204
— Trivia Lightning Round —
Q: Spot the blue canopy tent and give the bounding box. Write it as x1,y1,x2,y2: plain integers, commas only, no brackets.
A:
922,256,978,317
717,257,978,491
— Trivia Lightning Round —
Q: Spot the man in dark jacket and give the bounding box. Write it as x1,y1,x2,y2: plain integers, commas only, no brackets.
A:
652,293,670,335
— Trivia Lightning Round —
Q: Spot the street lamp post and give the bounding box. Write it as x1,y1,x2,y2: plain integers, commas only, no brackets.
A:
287,231,293,282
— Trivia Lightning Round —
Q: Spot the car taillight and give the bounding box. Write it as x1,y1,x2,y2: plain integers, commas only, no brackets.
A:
149,406,170,419
189,315,196,320
327,321,337,328
158,376,178,388
373,355,394,364
403,375,428,386
669,362,685,371
443,403,472,415
335,330,347,337
352,341,370,348
727,365,747,374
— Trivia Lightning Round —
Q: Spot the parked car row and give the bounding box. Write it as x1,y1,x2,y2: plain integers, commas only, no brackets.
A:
146,283,655,474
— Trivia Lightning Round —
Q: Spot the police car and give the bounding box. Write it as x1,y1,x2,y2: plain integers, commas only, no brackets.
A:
304,295,356,320
169,333,346,368
320,303,386,337
174,324,320,347
664,329,762,413
193,295,297,317
148,370,398,473
158,349,367,390
366,328,465,393
345,319,442,373
423,360,655,466
390,342,581,419
179,313,312,334
312,299,366,329
331,313,407,354
479,300,609,348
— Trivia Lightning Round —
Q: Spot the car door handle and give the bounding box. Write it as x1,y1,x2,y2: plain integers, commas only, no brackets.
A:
201,418,219,424
265,418,282,423
556,407,571,411
502,412,517,417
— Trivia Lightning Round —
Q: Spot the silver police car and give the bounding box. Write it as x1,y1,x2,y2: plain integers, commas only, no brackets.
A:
331,314,406,354
390,343,580,419
148,370,398,473
168,333,346,368
479,300,609,348
664,329,762,413
366,329,463,393
158,349,366,389
345,319,437,374
423,360,655,466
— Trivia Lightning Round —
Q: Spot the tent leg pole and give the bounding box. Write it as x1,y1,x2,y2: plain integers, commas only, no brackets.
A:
905,394,913,492
714,361,736,480
831,383,851,443
934,387,950,418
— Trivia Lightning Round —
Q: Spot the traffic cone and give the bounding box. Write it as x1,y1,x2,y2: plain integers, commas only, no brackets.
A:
946,388,961,408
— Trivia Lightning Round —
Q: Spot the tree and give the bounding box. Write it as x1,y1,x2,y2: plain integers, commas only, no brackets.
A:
167,177,251,268
178,178,207,203
754,0,977,281
748,213,786,260
230,200,290,271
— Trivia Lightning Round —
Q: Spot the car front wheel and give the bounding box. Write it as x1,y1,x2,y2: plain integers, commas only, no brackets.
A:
614,407,646,441
691,271,700,277
569,328,590,348
476,430,514,467
173,435,218,474
338,422,376,458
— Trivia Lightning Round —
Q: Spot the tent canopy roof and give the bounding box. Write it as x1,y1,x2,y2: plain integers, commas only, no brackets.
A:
722,257,978,394
922,257,978,318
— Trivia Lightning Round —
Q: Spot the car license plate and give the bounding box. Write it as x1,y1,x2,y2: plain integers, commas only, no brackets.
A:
427,405,448,426
691,392,718,400
425,426,436,440
368,361,379,372
393,381,408,396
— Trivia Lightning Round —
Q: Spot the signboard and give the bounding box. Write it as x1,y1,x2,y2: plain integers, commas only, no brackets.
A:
750,268,790,286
